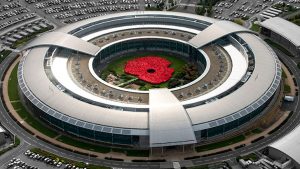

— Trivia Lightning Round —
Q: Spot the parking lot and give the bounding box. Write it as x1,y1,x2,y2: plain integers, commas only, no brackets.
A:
4,149,90,169
212,0,275,21
23,0,143,24
212,0,300,21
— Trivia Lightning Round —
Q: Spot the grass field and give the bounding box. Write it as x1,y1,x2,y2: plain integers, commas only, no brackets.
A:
237,153,259,162
282,69,287,79
251,128,262,134
8,64,19,101
100,52,196,90
56,135,111,153
56,135,150,157
126,149,149,157
196,135,246,152
284,84,291,93
250,23,260,32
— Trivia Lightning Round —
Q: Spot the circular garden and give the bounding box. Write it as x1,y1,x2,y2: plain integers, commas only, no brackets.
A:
99,53,200,91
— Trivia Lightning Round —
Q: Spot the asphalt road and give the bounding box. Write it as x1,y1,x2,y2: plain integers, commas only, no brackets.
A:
0,46,300,169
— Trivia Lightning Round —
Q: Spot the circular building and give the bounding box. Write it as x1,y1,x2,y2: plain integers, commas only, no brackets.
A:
18,11,281,149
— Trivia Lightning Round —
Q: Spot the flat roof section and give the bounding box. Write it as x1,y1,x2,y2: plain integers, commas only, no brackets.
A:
22,47,149,129
260,17,300,47
189,20,254,48
57,11,217,34
187,33,278,125
81,24,200,42
269,123,300,165
149,89,196,147
22,31,101,56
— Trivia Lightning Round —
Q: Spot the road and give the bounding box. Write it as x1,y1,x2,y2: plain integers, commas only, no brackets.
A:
0,48,299,168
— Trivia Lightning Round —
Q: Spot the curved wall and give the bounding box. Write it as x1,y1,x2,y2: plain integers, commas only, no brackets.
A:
18,12,281,148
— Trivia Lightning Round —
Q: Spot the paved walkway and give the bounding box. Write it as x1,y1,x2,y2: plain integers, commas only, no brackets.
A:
1,57,296,161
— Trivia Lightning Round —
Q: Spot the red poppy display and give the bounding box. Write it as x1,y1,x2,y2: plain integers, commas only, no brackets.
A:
124,56,174,84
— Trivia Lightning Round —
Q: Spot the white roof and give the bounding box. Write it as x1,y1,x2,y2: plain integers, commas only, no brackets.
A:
187,33,278,125
149,89,196,147
260,17,300,47
182,44,248,105
81,24,200,41
22,32,101,56
189,20,254,48
269,123,300,164
19,12,280,140
22,47,148,129
0,126,5,133
57,11,217,33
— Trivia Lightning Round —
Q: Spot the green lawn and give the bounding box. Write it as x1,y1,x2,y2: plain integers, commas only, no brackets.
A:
196,135,245,152
282,69,287,79
264,39,294,57
8,63,59,138
56,135,111,153
250,23,260,32
284,84,291,93
31,148,110,169
8,64,19,101
251,128,262,134
126,149,149,157
233,18,244,26
237,153,259,162
293,19,300,26
111,148,149,157
11,102,30,119
56,135,149,156
0,50,11,63
25,116,59,137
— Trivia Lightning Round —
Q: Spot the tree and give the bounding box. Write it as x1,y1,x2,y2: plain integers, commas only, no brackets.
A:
195,6,205,15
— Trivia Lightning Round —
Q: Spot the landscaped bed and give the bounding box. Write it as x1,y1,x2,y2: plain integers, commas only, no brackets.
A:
195,135,246,152
99,53,199,90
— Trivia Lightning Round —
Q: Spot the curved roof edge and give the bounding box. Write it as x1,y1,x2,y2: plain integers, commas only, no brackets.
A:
56,11,218,33
269,120,300,165
259,17,300,47
189,20,256,48
149,89,196,147
22,31,100,56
